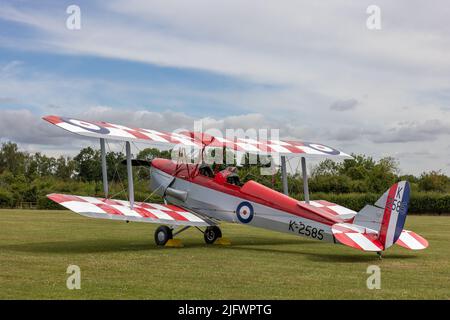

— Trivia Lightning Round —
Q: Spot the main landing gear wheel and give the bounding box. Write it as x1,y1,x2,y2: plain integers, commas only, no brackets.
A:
204,226,222,244
155,226,173,246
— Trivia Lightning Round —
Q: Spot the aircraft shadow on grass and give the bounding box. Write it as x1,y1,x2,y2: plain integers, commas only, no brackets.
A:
1,237,305,254
221,245,418,263
1,236,418,262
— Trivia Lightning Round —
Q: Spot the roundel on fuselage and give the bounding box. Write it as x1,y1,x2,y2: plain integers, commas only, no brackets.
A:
61,117,110,134
236,201,254,223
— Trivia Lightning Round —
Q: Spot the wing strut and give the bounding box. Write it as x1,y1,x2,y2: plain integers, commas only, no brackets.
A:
100,138,108,198
280,155,289,195
126,141,134,209
301,157,310,203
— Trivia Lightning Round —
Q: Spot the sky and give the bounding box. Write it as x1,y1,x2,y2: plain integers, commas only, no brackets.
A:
0,0,449,175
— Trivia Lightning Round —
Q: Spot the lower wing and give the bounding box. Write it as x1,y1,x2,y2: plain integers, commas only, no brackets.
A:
47,193,212,227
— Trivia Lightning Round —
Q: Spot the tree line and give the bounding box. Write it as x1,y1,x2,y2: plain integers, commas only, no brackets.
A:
0,141,448,212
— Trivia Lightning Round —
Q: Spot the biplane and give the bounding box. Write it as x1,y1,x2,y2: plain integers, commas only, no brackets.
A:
43,115,428,257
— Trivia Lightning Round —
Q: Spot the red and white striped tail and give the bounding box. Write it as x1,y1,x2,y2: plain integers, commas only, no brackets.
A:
331,181,428,253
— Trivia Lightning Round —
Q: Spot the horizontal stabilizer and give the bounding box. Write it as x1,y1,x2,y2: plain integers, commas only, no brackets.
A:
47,193,211,227
396,230,428,250
332,223,384,252
298,200,357,220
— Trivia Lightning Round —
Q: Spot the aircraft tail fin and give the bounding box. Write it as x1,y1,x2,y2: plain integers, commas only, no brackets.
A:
333,181,428,252
352,181,410,249
376,181,411,249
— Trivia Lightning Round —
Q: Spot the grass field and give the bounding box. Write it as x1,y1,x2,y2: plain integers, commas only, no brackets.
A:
0,209,449,299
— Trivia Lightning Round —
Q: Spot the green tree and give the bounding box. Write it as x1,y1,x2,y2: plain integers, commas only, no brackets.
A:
137,148,171,161
55,156,76,180
33,152,56,177
418,171,449,192
339,154,376,180
311,159,340,176
135,148,171,180
0,142,27,176
106,151,127,182
74,147,101,182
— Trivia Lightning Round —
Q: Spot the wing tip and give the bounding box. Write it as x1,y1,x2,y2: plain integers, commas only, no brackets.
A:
42,115,61,125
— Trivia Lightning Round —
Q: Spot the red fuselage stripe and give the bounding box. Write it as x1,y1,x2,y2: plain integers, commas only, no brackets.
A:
151,159,343,226
379,183,398,244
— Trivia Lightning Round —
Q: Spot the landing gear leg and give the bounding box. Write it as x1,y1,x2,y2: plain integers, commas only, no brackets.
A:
204,226,222,244
377,251,383,260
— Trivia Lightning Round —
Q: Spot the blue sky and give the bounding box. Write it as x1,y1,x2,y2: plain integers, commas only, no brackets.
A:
0,0,449,174
0,47,261,116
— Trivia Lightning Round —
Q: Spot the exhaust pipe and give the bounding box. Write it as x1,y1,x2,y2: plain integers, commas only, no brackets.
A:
165,187,188,202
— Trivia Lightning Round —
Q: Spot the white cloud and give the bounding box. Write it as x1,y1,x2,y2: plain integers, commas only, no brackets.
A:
330,99,359,111
371,120,450,143
0,109,72,145
0,1,450,174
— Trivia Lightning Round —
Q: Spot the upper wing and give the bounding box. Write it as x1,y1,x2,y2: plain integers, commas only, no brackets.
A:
43,115,351,158
47,193,212,227
43,115,193,149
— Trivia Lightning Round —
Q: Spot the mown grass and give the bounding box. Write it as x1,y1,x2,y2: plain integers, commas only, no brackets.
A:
0,209,449,299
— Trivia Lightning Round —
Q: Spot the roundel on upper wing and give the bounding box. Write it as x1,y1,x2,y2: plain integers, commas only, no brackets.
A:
236,201,254,223
304,142,340,155
61,117,110,134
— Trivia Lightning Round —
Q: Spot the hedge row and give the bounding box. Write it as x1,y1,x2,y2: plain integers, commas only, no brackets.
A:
2,191,449,214
292,192,450,214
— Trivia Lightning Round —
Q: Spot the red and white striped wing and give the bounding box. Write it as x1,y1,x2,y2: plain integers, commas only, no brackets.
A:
47,194,211,227
299,200,357,220
332,223,384,252
43,115,351,158
43,115,197,148
396,230,429,250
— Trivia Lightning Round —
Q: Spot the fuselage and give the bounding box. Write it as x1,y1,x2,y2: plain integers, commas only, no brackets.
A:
150,158,351,244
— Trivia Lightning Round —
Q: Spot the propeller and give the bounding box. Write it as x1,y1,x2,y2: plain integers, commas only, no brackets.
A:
120,159,152,167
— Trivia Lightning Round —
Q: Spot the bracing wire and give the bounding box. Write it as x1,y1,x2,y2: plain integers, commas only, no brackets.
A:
106,140,128,201
130,141,167,204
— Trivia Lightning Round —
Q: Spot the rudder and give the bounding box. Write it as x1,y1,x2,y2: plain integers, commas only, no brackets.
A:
377,181,410,249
